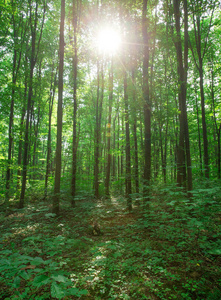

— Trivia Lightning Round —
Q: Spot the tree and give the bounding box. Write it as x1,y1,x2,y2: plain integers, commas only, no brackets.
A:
173,0,192,193
6,0,27,203
105,59,113,198
189,0,217,178
52,0,65,215
19,0,46,209
142,0,151,205
45,66,57,198
71,0,81,207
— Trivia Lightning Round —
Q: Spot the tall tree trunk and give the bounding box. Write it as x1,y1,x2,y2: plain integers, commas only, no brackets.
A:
45,67,56,198
32,105,40,179
112,114,117,179
52,0,65,215
94,61,104,199
183,0,192,194
105,59,113,198
94,62,100,199
17,104,26,193
218,125,221,179
190,3,216,178
133,117,139,194
19,29,36,208
117,104,120,182
142,0,151,206
121,114,124,193
124,72,132,211
17,53,28,193
173,0,192,194
6,47,16,203
6,2,23,203
71,0,80,206
210,58,221,178
131,69,139,194
199,61,209,178
19,1,46,208
195,83,203,175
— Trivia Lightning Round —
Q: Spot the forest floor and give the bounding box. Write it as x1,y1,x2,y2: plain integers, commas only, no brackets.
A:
0,185,221,300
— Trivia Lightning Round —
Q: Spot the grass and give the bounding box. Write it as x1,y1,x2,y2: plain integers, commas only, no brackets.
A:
0,183,221,299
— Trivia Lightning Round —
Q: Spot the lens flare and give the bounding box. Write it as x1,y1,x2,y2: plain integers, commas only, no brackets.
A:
96,27,121,55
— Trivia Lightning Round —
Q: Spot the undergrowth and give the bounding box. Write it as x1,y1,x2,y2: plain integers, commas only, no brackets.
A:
0,181,221,299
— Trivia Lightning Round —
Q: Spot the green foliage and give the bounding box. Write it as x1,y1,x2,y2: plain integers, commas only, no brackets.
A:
2,182,220,299
0,249,88,299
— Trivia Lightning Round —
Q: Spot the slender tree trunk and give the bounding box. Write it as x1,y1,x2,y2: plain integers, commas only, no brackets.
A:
52,0,65,215
71,0,79,206
32,106,40,179
142,0,151,205
6,50,16,203
94,62,100,199
45,68,56,198
112,114,117,179
19,1,46,208
195,84,203,175
173,0,192,194
195,9,210,179
19,35,36,209
190,4,215,178
17,104,26,193
6,3,23,203
124,72,132,211
105,59,113,198
17,54,28,193
183,0,192,194
121,114,124,193
131,69,139,194
218,125,221,179
210,59,221,178
117,105,120,181
94,61,104,199
140,111,144,151
199,63,209,178
133,117,139,194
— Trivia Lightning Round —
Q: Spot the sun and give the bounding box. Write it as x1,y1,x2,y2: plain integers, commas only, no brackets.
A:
96,27,121,55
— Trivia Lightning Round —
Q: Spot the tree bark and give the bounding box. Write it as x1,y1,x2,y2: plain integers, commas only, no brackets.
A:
190,2,216,178
6,1,24,203
71,0,80,207
19,1,46,208
94,61,104,199
173,0,192,194
45,67,56,198
131,69,139,194
194,83,203,175
52,0,65,215
124,72,132,211
105,59,113,198
142,0,151,206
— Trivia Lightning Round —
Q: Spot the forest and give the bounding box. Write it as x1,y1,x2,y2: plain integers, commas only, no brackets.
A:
0,0,221,299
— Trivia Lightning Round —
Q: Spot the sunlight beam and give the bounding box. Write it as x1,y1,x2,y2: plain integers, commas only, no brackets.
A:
96,27,121,55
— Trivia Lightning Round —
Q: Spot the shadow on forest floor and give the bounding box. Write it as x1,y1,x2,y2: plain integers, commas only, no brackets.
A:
0,190,221,299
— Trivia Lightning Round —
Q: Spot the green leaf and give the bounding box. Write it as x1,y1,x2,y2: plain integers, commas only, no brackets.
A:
68,287,88,296
45,213,57,218
31,257,45,265
78,289,88,296
32,275,50,288
19,270,30,280
208,249,221,255
12,276,20,288
51,282,65,299
51,274,68,283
